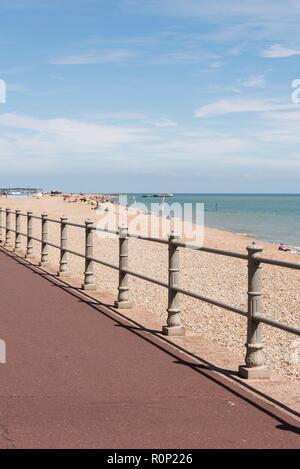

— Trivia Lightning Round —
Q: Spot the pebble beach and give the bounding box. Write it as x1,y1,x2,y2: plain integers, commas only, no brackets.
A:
1,194,299,382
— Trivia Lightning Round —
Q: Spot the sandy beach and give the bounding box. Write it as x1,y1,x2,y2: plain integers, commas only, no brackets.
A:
1,194,299,382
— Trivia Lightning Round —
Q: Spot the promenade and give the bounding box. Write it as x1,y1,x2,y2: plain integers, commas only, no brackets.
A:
0,248,299,449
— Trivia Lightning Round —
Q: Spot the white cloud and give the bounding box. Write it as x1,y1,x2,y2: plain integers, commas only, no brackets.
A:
1,110,299,181
122,0,299,19
195,99,294,118
265,110,300,122
210,60,223,69
253,110,300,144
0,112,251,176
6,83,27,92
50,49,139,65
0,113,154,157
260,44,300,58
241,74,265,88
150,134,246,159
121,1,300,45
92,112,147,121
149,50,215,65
228,155,300,170
0,0,45,9
228,45,243,56
0,65,34,76
154,118,177,128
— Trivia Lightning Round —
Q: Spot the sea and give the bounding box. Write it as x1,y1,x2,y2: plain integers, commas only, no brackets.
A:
124,194,300,247
6,192,300,246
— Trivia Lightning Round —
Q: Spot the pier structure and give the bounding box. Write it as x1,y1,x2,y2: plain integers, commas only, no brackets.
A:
0,187,43,196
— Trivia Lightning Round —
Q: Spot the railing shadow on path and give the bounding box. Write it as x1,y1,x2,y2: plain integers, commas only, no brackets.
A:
1,206,300,383
0,246,299,438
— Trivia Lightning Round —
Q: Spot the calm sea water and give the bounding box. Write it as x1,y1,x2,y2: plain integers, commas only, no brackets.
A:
126,194,300,246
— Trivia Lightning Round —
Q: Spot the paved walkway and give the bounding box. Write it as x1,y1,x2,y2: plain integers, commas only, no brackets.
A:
0,249,299,448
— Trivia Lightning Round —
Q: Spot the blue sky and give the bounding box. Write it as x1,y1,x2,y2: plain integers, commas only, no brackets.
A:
0,0,300,192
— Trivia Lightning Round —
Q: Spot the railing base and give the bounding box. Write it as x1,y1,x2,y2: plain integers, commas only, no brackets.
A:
239,365,270,380
57,271,70,278
162,325,185,337
114,300,133,309
82,283,96,291
39,261,49,267
25,254,35,260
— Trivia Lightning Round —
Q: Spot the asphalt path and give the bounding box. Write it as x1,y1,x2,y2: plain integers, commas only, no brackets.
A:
0,249,299,448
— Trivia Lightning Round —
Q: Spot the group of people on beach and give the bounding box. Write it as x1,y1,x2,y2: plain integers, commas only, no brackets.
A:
62,193,112,209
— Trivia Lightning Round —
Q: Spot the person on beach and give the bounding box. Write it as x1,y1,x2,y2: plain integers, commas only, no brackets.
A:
278,242,291,252
278,242,300,254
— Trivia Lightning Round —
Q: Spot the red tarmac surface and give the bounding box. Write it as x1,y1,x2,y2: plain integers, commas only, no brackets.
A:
0,249,299,449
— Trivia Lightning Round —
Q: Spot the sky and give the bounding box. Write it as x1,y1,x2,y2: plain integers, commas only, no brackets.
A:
0,0,300,192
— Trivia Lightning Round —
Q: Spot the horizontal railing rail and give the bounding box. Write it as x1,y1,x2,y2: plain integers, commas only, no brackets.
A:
255,255,300,271
123,267,169,289
173,239,249,260
0,206,299,380
173,285,248,317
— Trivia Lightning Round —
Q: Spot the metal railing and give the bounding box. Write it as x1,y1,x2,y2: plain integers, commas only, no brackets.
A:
0,206,299,379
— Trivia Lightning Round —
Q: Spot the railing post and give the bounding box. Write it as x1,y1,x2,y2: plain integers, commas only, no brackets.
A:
163,233,185,336
14,209,22,252
40,213,49,267
5,208,12,247
82,219,96,290
58,216,69,277
114,226,132,309
0,208,2,244
239,242,270,379
25,211,34,258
